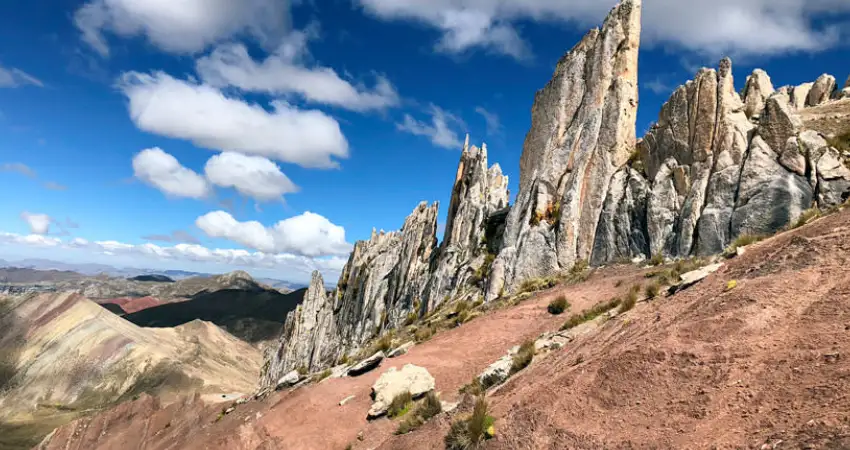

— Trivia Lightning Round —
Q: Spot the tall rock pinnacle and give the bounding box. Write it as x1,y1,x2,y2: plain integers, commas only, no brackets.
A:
487,0,641,300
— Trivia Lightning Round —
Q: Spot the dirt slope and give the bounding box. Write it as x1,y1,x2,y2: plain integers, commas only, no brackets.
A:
36,207,850,450
0,292,261,449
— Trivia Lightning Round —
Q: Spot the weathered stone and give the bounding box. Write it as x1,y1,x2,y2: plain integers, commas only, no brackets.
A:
732,136,813,236
742,69,775,119
647,159,681,257
424,138,508,310
487,0,642,300
816,147,850,207
368,364,435,418
387,341,414,358
261,271,337,389
274,370,301,390
478,353,514,388
347,352,385,377
676,263,723,290
339,395,356,406
790,82,813,109
807,74,837,107
591,167,650,265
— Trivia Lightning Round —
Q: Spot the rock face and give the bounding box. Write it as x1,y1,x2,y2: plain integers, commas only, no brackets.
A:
261,139,508,388
487,0,642,300
591,59,850,264
424,136,509,310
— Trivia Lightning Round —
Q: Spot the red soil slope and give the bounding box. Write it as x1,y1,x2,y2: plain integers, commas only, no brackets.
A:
39,208,850,449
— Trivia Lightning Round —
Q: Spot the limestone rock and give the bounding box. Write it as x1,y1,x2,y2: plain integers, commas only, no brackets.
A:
487,0,642,300
816,147,850,207
261,271,337,389
790,82,813,109
274,370,301,390
368,364,435,418
807,74,836,107
424,138,508,310
478,353,514,388
591,167,650,266
673,263,723,293
742,69,775,119
387,341,414,358
348,352,385,377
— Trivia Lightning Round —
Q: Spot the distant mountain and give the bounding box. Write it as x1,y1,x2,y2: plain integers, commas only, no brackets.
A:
124,285,307,345
0,267,83,283
129,274,175,283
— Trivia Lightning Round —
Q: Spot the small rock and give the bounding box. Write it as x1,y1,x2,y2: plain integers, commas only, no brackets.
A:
441,401,459,414
275,370,302,390
387,341,414,358
478,354,513,388
824,352,840,363
736,246,746,257
671,263,724,294
339,395,356,406
224,407,234,414
368,364,435,418
348,352,385,377
357,431,365,441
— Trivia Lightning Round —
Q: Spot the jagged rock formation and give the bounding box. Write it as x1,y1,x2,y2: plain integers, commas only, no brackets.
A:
424,136,509,310
591,60,850,263
261,140,508,387
486,0,642,300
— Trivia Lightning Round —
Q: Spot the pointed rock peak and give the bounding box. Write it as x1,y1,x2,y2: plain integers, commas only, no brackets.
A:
463,133,470,153
307,270,325,294
844,75,850,89
808,74,837,107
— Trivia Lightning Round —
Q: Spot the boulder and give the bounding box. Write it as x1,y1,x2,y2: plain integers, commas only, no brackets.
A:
478,353,514,388
674,263,724,292
806,74,836,107
274,370,301,390
368,364,435,418
742,69,775,119
348,352,385,377
387,341,414,358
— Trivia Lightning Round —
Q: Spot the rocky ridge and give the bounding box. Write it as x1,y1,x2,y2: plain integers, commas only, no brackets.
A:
262,0,850,388
261,140,508,387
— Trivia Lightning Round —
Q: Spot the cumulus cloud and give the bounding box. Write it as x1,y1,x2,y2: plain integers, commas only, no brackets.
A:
355,0,850,59
2,231,347,281
196,34,400,112
205,152,298,202
396,105,464,149
44,181,68,191
0,162,36,177
0,65,43,88
20,212,52,235
196,210,353,257
73,0,289,57
132,147,211,199
118,71,348,169
474,106,502,136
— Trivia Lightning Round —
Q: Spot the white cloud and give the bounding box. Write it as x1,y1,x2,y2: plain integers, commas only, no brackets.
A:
645,78,673,95
196,210,353,257
20,212,51,235
196,37,400,112
396,105,464,149
355,0,850,59
204,152,298,202
1,231,348,282
0,65,43,88
118,71,348,169
0,162,36,177
142,230,200,245
132,147,211,199
474,106,501,135
73,0,289,57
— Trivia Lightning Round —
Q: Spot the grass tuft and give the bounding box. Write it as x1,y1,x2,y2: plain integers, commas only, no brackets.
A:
547,295,570,315
509,340,536,375
560,297,621,331
645,282,661,299
445,397,495,450
387,391,414,418
395,392,443,435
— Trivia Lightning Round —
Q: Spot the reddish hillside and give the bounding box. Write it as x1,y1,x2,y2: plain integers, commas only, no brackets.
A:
37,208,850,450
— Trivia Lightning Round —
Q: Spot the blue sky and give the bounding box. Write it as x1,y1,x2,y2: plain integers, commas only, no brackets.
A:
1,0,848,284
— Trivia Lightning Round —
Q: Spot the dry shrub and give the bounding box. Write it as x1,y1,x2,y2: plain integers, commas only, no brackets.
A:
547,295,570,315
